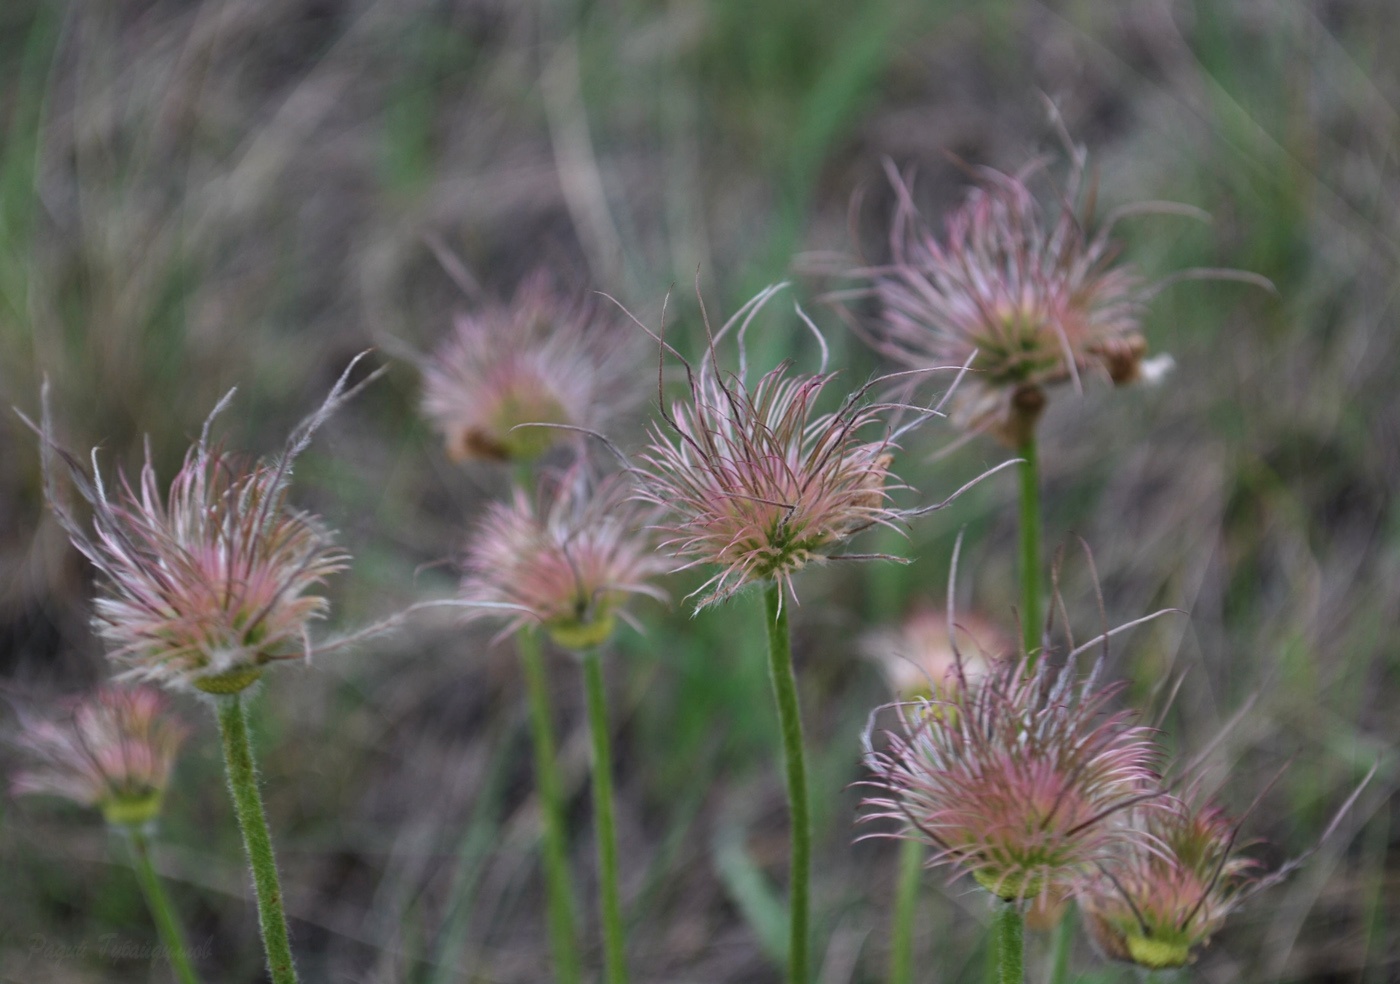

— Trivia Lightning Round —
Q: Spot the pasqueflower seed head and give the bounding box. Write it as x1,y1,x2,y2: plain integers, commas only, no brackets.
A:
460,470,667,650
34,362,368,694
634,288,909,611
866,159,1149,445
11,686,188,827
422,272,639,463
1080,793,1260,969
862,607,1013,700
860,655,1165,904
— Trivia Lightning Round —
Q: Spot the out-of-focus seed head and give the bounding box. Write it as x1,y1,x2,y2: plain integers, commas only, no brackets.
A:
460,470,667,650
634,288,910,611
421,272,640,464
11,686,188,827
860,655,1165,905
861,607,1013,700
866,160,1149,446
33,363,369,694
1080,794,1259,969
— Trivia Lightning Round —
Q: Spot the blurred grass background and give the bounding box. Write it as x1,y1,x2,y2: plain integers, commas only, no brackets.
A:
0,0,1397,981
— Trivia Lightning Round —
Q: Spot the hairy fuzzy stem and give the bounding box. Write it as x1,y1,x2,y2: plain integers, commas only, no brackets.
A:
1017,434,1043,663
124,826,200,984
994,903,1024,984
215,695,299,984
763,582,811,984
1046,906,1073,984
582,648,628,984
889,837,923,984
520,629,583,984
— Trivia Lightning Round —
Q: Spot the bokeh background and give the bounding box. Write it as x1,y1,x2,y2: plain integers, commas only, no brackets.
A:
1,0,1396,981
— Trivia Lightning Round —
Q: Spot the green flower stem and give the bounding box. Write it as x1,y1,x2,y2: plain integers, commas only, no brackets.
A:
124,825,200,984
1017,433,1043,663
994,902,1024,984
889,837,923,984
215,694,298,984
581,648,628,984
519,629,583,984
763,582,810,984
1046,906,1074,984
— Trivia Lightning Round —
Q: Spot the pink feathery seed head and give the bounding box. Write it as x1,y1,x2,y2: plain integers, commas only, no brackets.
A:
866,157,1150,446
1079,792,1262,970
460,469,668,651
859,653,1167,906
32,358,373,695
632,286,919,612
421,271,641,464
11,685,188,827
861,606,1014,700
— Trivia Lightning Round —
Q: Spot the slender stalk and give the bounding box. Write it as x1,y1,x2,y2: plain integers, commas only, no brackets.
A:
215,694,298,984
124,826,201,984
1046,905,1074,984
519,629,583,984
889,837,923,984
763,582,810,984
581,648,628,984
993,902,1024,984
1017,433,1043,662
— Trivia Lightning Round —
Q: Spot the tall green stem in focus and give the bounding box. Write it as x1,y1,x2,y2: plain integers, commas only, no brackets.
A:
519,629,583,984
763,582,810,984
215,694,299,984
124,826,200,984
889,837,923,984
1017,434,1043,662
581,648,628,984
994,902,1024,984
